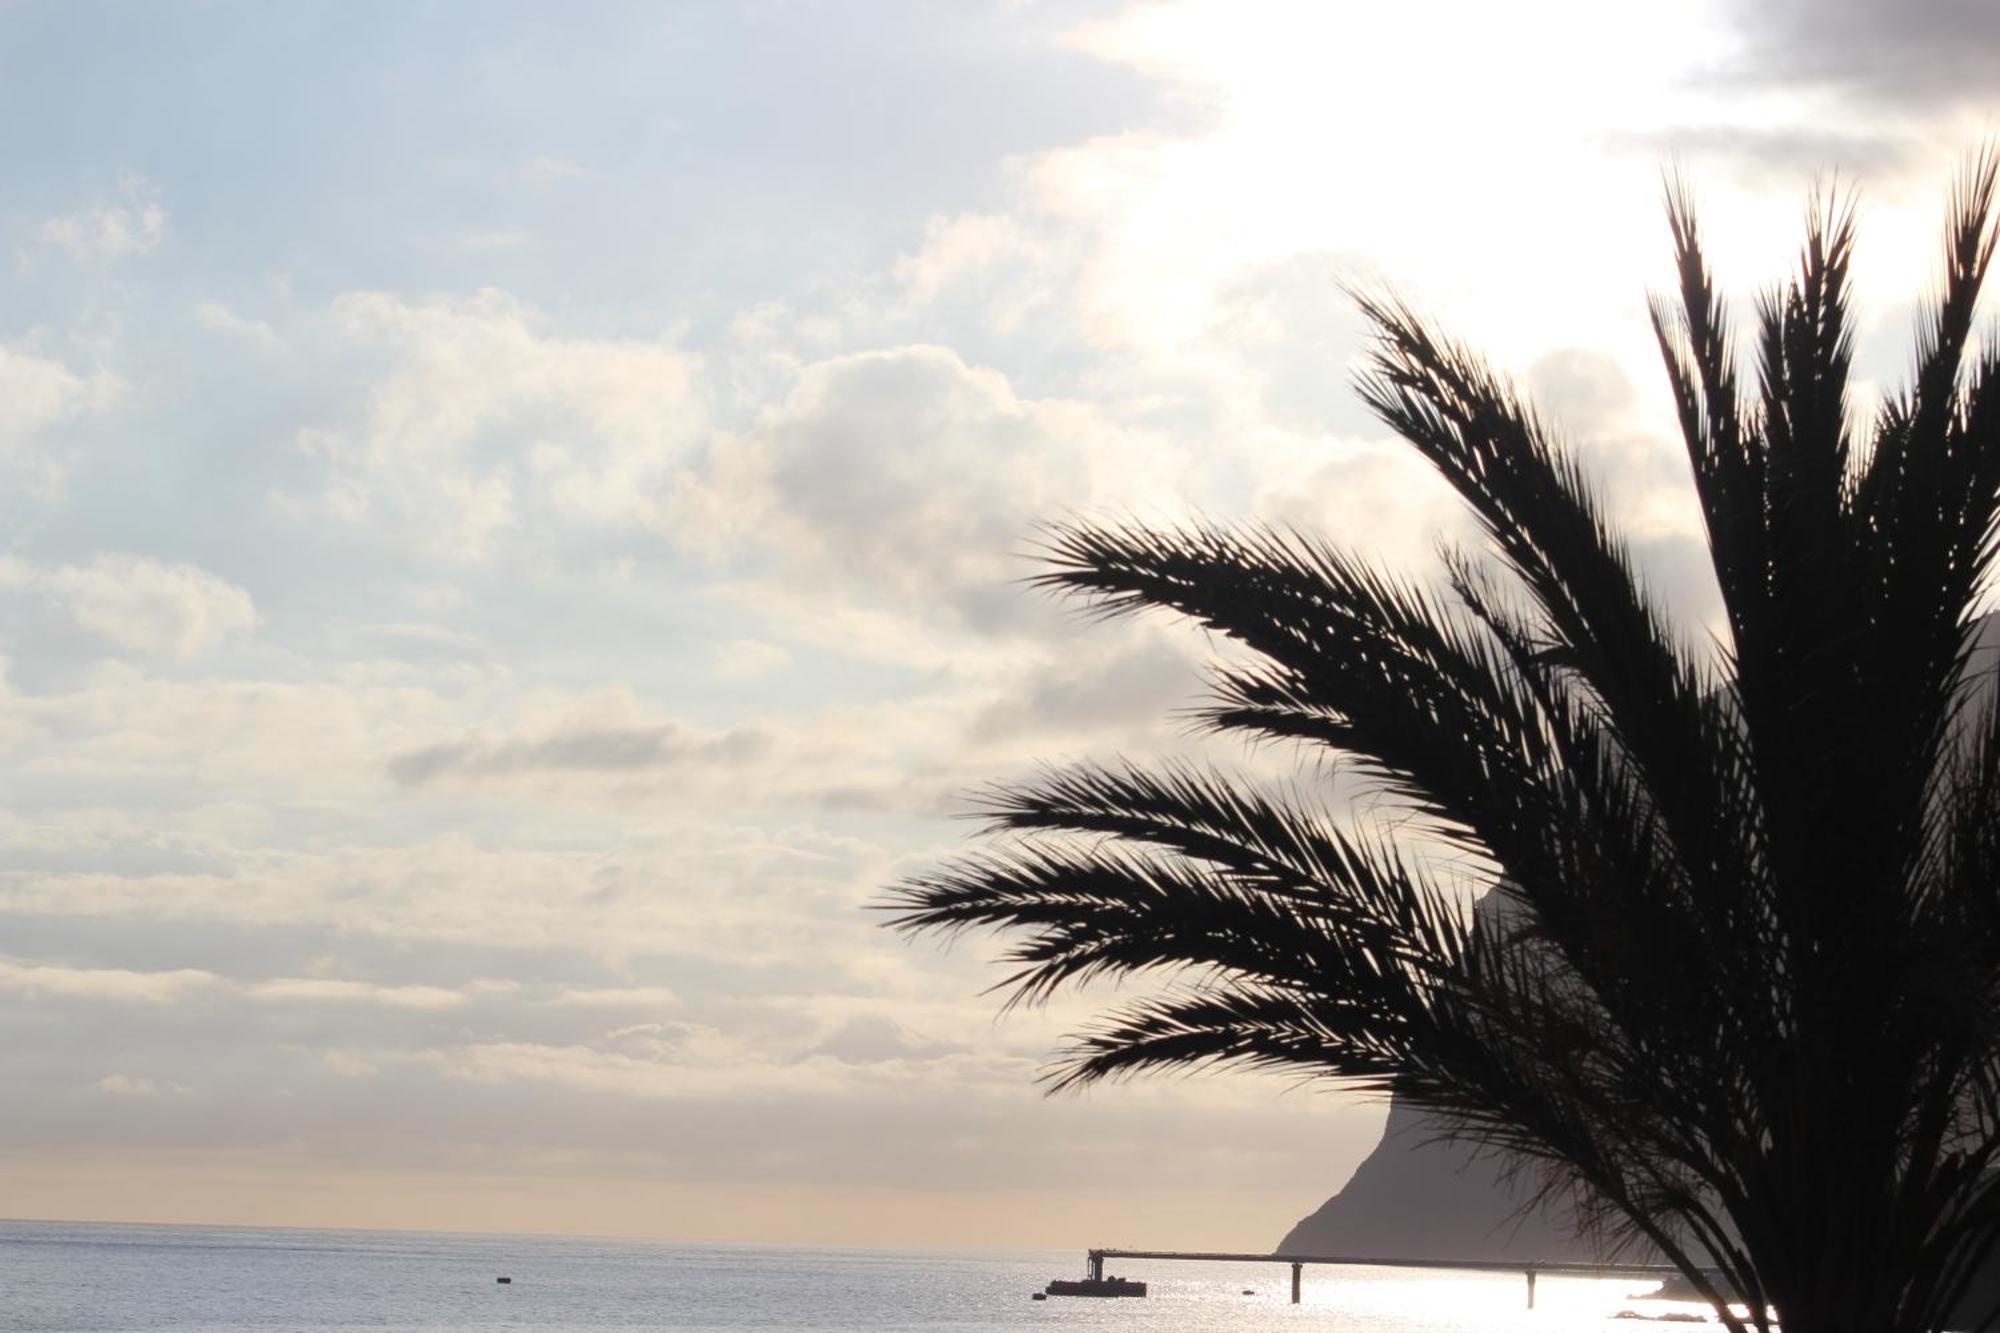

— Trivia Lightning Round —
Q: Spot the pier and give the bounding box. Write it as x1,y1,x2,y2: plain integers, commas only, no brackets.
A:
1080,1248,1688,1306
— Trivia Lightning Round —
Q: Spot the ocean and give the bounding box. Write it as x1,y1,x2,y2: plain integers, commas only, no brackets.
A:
0,1219,1686,1332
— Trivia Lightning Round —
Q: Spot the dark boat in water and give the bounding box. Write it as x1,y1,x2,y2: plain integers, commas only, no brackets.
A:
1044,1276,1147,1298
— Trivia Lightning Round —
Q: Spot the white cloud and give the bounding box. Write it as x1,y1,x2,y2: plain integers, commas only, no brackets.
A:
38,176,167,262
0,959,218,1003
193,300,281,348
708,637,789,679
0,344,115,494
0,826,883,965
0,554,256,659
810,1014,961,1065
291,289,707,560
0,960,537,1014
0,668,495,804
244,978,466,1010
385,686,776,790
674,344,1197,645
96,1073,189,1097
888,213,1061,334
551,985,680,1008
413,1033,1000,1103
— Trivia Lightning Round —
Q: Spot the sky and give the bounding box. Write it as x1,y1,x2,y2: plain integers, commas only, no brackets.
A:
2,0,1998,1251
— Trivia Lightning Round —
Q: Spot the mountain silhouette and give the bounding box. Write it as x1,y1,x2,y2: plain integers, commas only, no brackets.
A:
1276,1096,1585,1260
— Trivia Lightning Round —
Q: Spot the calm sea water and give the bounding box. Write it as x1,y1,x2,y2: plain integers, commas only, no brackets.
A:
0,1219,1688,1332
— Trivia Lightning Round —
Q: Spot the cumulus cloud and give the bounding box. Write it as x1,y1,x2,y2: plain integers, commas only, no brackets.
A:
968,624,1204,746
0,344,115,494
49,556,255,659
37,176,167,262
708,637,790,679
193,300,281,348
293,288,706,560
0,553,256,659
675,344,1192,642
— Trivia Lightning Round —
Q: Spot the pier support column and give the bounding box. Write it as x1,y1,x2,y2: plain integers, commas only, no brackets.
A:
1088,1252,1104,1283
1291,1262,1302,1304
1526,1266,1537,1310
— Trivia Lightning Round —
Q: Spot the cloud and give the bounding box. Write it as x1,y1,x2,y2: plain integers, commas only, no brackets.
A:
0,960,464,1011
371,652,1208,819
675,344,1193,643
292,288,706,560
708,638,790,679
95,1073,193,1098
193,301,281,349
1612,125,1921,180
38,176,167,262
389,720,772,784
0,959,217,1004
386,689,774,787
1721,0,2000,107
0,344,115,494
0,667,502,805
0,554,256,659
551,985,679,1008
968,625,1203,745
243,978,466,1010
413,1031,998,1103
888,213,1063,336
0,825,885,965
809,1014,961,1065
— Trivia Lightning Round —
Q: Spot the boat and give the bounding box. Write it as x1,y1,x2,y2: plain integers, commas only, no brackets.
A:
1044,1275,1148,1298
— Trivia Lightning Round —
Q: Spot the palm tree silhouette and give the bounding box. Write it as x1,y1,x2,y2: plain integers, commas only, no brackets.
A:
886,159,2000,1333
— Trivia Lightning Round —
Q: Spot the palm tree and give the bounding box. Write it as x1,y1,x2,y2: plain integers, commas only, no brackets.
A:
885,159,2000,1333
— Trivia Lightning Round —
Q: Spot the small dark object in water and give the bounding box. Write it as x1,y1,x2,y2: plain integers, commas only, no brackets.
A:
1613,1312,1706,1323
1031,1292,1047,1300
1045,1276,1147,1298
496,1277,512,1285
1242,1289,1256,1296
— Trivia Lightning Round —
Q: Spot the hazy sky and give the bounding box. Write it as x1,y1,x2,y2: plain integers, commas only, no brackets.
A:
3,0,1998,1250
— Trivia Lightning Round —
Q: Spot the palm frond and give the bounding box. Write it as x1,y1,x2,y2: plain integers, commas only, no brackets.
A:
884,156,2000,1333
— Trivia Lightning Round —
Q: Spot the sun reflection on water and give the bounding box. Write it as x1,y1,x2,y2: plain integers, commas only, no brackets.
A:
1069,1263,1711,1333
1301,1267,1670,1331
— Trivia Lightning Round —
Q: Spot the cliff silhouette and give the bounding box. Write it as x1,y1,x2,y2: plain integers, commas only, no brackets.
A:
1280,884,1597,1261
1276,1097,1585,1260
1280,1108,2000,1327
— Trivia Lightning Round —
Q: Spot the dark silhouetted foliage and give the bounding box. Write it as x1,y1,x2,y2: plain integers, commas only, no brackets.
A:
885,158,2000,1333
